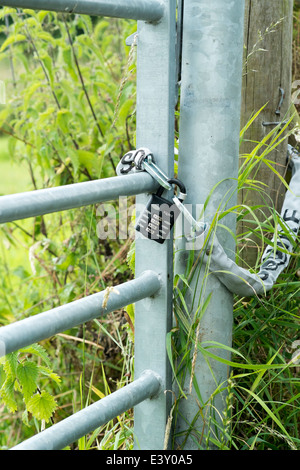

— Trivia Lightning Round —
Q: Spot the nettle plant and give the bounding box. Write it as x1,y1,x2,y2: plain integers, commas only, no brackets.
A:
0,8,137,432
0,344,60,424
0,7,136,183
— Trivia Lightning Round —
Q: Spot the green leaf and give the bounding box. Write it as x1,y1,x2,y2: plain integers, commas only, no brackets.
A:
77,149,102,176
166,331,187,399
239,386,293,440
36,106,56,127
40,53,55,86
23,82,44,110
37,10,51,23
27,390,57,423
250,348,281,395
3,352,18,379
196,343,291,371
54,253,75,271
239,104,267,143
0,7,17,17
0,377,18,413
20,344,51,368
62,46,78,82
16,360,39,402
38,366,61,387
23,9,36,16
68,148,80,176
36,31,57,47
0,34,26,52
118,99,134,126
56,108,72,133
13,265,31,279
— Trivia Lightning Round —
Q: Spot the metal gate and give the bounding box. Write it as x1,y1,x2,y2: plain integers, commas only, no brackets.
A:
0,0,246,450
0,0,179,450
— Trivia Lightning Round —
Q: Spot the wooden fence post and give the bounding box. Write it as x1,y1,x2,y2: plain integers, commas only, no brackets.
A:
238,0,293,268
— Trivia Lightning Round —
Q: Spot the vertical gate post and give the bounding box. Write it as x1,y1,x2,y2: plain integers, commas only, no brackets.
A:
133,0,177,450
174,0,245,448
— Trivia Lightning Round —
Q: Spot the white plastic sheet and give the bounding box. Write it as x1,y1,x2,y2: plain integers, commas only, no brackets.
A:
201,145,300,297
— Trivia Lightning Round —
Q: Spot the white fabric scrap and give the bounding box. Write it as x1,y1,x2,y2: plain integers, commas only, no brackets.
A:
200,145,300,297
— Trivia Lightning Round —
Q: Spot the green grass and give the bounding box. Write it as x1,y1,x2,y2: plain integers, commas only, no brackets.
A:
0,9,299,451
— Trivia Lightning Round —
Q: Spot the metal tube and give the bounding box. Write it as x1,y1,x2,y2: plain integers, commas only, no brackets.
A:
174,0,245,449
11,369,162,450
0,0,164,22
0,172,158,224
0,270,161,357
133,0,177,450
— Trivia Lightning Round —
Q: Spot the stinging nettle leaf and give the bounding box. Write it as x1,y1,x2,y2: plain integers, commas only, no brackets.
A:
0,377,18,413
3,352,18,379
38,366,61,387
16,360,39,402
27,390,57,423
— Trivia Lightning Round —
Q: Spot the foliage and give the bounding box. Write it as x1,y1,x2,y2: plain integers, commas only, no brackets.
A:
0,5,299,452
0,344,60,425
0,6,136,449
168,106,300,450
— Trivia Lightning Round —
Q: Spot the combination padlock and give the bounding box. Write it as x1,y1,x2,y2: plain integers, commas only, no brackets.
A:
135,179,187,244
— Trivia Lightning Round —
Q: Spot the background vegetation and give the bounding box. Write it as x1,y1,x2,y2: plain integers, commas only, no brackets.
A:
0,5,299,450
0,7,137,449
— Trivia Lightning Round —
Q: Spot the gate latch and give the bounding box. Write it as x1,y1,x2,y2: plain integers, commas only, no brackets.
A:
117,148,206,243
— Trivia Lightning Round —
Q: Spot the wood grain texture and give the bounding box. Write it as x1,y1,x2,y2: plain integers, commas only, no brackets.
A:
238,0,293,267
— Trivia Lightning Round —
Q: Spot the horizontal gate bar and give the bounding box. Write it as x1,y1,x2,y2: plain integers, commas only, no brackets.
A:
11,369,162,450
0,0,164,22
0,172,158,224
0,270,161,357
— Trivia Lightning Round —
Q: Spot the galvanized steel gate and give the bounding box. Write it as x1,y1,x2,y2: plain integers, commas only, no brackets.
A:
0,0,246,450
0,0,179,450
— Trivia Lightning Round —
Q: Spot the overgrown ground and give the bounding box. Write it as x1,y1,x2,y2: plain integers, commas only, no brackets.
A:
0,6,299,451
